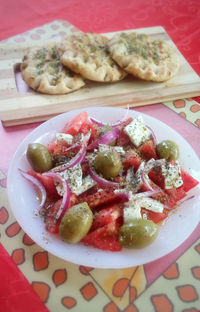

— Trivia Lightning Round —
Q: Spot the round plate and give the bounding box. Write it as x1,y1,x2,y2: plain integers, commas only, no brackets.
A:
7,107,200,268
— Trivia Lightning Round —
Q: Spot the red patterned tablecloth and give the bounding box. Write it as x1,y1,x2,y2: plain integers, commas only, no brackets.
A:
0,1,200,312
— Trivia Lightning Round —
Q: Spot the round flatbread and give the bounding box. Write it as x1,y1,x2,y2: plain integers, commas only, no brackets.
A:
20,45,85,95
60,32,127,82
108,32,180,82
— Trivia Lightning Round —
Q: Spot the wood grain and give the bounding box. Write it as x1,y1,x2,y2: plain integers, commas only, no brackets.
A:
0,26,200,126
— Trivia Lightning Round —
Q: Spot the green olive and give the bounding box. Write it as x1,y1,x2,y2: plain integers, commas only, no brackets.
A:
59,202,93,243
119,219,159,249
99,125,116,146
156,140,179,161
94,150,122,179
26,143,52,173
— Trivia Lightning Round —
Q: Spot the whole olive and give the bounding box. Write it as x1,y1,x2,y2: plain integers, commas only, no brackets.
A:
26,143,52,173
119,219,159,249
156,140,179,161
94,150,122,179
99,125,116,146
59,202,93,243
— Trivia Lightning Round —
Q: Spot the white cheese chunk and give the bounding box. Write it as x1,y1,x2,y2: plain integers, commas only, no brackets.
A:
124,115,151,147
56,133,73,145
73,175,96,196
123,196,164,223
57,164,96,196
126,162,145,192
124,205,142,223
98,144,125,155
114,162,146,197
161,161,183,189
58,164,83,195
124,197,143,222
135,197,164,213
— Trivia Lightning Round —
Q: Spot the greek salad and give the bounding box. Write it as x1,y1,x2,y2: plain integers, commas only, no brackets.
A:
19,110,199,251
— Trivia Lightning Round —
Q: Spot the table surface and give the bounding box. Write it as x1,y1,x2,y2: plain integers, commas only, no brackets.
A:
0,1,200,312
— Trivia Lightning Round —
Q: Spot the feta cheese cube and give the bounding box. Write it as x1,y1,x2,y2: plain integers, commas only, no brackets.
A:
73,175,96,196
58,164,83,194
56,133,73,145
98,144,125,156
58,164,96,196
124,115,151,147
161,161,183,189
123,206,142,223
123,196,164,223
136,197,164,213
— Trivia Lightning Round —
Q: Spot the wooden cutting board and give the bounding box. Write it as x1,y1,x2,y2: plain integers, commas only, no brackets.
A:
0,26,200,126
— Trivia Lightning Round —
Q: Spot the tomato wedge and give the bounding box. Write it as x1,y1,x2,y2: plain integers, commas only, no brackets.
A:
82,224,122,251
91,204,123,231
141,208,168,224
62,112,89,136
27,170,59,199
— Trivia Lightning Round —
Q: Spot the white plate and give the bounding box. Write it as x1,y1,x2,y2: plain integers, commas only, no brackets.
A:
7,107,200,268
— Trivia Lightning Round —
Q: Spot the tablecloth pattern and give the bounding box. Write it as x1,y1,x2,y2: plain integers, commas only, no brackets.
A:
1,20,200,312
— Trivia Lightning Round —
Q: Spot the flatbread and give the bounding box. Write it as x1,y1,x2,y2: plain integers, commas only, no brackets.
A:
60,32,127,82
20,45,85,94
108,32,180,82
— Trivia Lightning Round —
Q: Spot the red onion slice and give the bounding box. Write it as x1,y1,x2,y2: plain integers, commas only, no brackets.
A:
88,165,120,188
87,127,120,151
133,189,161,198
67,145,86,169
146,125,157,146
52,142,86,172
43,172,70,220
63,142,81,153
19,169,46,211
89,106,129,128
141,172,155,191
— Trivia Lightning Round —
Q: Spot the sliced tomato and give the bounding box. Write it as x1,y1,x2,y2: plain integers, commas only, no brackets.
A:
27,170,59,199
165,187,186,208
141,208,168,224
82,203,123,251
140,179,171,207
148,167,165,189
122,149,142,171
62,112,89,136
48,141,59,154
91,204,123,231
181,168,199,192
80,120,99,143
121,117,133,128
143,183,186,210
45,199,62,233
79,188,121,210
68,192,78,208
138,139,157,160
47,141,68,155
117,130,130,146
47,141,64,156
82,223,122,251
